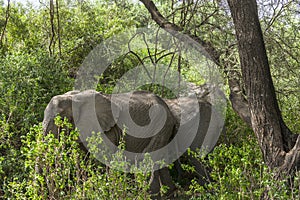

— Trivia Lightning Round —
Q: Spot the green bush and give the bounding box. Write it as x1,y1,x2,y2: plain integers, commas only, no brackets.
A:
0,51,72,131
0,51,73,194
185,138,300,199
2,117,152,199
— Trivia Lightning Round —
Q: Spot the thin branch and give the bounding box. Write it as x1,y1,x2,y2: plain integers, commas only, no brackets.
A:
184,0,200,29
141,32,155,66
156,51,179,63
139,0,220,64
0,0,11,49
56,0,62,57
49,0,55,56
127,32,152,79
162,41,182,97
264,1,292,33
273,36,299,64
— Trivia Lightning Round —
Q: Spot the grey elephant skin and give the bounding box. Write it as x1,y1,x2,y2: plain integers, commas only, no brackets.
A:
42,90,176,196
165,97,223,184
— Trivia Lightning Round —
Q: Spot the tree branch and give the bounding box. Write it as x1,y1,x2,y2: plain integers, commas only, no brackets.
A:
49,0,55,56
139,0,251,126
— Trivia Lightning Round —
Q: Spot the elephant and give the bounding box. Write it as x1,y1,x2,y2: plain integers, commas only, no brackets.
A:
42,88,224,196
42,90,177,196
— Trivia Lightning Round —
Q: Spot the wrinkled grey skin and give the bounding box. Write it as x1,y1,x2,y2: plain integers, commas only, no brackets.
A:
42,90,176,196
165,97,222,154
164,97,223,184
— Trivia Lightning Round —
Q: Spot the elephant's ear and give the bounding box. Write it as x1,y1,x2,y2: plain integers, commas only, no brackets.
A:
72,91,119,133
43,93,74,135
95,93,119,132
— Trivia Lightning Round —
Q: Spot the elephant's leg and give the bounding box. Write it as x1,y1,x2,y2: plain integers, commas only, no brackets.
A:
174,159,184,181
149,168,176,199
190,156,212,185
149,170,161,196
158,167,176,197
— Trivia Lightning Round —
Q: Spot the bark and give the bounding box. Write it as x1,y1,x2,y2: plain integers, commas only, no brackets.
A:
227,0,299,176
139,0,251,127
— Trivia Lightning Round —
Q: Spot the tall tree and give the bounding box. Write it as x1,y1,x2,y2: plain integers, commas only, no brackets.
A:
227,0,299,175
140,0,300,183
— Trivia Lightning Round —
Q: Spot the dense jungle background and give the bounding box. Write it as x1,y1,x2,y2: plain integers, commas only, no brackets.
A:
0,0,299,199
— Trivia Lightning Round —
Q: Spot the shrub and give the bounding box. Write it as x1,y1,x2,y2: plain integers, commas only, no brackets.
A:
185,138,300,199
3,117,152,199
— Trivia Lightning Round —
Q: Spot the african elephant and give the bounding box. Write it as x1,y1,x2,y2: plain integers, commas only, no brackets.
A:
42,90,177,196
42,89,224,196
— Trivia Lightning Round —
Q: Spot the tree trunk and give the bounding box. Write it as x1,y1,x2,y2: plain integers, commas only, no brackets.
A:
227,0,299,177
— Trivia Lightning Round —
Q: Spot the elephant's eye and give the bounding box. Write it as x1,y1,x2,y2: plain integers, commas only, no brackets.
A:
58,100,68,107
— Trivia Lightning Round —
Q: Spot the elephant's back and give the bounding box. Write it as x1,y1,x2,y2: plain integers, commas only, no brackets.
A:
110,91,176,153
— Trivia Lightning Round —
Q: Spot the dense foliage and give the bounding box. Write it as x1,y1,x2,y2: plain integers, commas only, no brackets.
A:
0,0,299,199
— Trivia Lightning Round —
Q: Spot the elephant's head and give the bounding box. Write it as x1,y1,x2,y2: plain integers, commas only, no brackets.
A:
43,90,121,148
42,91,75,136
